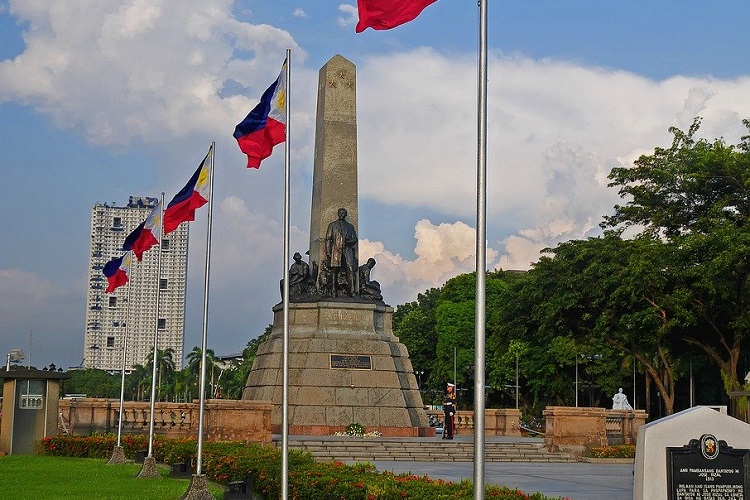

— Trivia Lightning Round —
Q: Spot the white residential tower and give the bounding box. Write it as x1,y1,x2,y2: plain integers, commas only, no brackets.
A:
83,196,189,371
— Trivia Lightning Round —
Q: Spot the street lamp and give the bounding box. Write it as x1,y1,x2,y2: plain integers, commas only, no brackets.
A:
575,353,601,407
415,370,424,390
515,351,519,410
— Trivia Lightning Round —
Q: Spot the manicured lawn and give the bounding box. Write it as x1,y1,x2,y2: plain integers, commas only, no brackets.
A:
0,455,225,499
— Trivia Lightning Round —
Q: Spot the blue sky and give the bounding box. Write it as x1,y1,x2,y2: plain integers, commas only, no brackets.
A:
1,0,750,371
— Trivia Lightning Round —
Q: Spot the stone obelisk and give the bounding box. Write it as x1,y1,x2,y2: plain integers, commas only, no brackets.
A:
242,55,430,437
309,54,358,270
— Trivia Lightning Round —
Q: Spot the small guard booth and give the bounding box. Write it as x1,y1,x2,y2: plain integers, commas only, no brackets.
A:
1,368,70,455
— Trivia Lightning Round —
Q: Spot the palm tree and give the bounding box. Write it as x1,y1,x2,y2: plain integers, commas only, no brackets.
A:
169,368,194,402
145,348,176,401
127,364,149,401
186,346,217,398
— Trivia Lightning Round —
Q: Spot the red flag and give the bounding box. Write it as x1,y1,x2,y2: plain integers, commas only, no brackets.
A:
233,59,287,169
356,0,437,33
163,147,212,234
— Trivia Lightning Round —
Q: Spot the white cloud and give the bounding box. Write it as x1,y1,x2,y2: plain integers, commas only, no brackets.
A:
359,220,499,305
293,8,306,18
355,48,750,276
0,0,304,147
337,4,357,28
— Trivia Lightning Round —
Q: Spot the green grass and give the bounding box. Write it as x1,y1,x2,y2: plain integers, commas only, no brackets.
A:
0,455,225,500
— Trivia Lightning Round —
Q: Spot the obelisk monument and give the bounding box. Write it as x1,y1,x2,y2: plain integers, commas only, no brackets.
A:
309,54,358,270
242,55,430,437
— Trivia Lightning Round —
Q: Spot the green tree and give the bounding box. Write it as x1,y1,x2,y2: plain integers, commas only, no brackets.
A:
145,348,175,401
393,288,440,390
127,363,149,401
604,117,750,396
221,326,273,399
64,369,119,398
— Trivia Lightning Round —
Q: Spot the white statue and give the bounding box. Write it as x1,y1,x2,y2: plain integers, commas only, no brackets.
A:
612,388,633,410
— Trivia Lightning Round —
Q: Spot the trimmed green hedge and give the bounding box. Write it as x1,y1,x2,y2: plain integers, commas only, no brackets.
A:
38,435,563,499
587,444,636,458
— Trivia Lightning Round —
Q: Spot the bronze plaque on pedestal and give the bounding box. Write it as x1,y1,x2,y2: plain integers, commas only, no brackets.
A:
330,355,372,370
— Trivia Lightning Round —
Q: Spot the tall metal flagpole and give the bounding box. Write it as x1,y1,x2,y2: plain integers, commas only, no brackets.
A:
474,0,488,498
108,254,132,464
195,143,215,477
138,194,164,478
281,47,292,500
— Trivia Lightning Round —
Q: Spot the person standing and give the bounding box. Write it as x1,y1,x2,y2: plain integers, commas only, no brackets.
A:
443,382,457,439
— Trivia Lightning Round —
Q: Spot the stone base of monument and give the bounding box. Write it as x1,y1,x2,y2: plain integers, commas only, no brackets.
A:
242,301,431,437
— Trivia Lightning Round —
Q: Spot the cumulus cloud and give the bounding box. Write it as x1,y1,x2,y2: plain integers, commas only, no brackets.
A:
337,4,357,28
0,0,304,146
359,220,500,305
293,8,306,18
355,48,750,275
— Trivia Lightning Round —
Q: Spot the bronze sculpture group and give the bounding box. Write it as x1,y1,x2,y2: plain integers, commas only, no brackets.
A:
281,207,383,302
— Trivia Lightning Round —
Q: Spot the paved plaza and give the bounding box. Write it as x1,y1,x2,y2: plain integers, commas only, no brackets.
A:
371,460,634,500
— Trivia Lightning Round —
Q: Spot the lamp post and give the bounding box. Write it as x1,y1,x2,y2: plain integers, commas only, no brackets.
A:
575,356,578,408
576,353,601,407
415,370,424,390
515,351,519,410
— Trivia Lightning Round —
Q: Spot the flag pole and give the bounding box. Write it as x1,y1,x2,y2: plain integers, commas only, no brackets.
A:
196,143,215,476
473,0,488,498
281,47,292,500
108,253,132,465
138,194,164,478
180,144,216,499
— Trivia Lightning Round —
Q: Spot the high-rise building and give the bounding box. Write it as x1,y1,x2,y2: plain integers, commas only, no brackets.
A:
83,196,189,372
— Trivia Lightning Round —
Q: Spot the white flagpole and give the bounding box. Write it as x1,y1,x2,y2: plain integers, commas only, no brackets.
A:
195,143,215,476
474,0,488,498
281,47,292,500
138,194,164,478
117,256,133,445
108,253,132,464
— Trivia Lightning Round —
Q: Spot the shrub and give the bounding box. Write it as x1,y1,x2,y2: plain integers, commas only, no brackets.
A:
37,435,564,499
587,444,635,459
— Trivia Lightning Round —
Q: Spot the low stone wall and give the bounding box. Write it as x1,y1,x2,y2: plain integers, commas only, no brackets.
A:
543,406,647,455
424,408,522,436
57,398,273,443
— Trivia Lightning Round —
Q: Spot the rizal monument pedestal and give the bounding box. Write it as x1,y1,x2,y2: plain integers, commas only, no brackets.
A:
241,55,430,436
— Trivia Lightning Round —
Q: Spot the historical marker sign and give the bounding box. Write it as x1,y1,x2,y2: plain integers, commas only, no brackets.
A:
667,434,750,500
330,355,372,370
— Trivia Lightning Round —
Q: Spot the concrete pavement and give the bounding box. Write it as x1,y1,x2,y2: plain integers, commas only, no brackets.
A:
369,460,634,500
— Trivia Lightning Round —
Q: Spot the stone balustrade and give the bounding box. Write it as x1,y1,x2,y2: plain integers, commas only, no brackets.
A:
424,408,522,436
57,398,273,443
543,406,647,455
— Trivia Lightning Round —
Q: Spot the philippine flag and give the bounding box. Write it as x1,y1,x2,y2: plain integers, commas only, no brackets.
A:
233,59,287,169
163,147,213,235
123,202,162,261
103,253,131,293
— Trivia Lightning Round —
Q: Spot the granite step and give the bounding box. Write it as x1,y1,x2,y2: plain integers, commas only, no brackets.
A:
275,437,576,463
